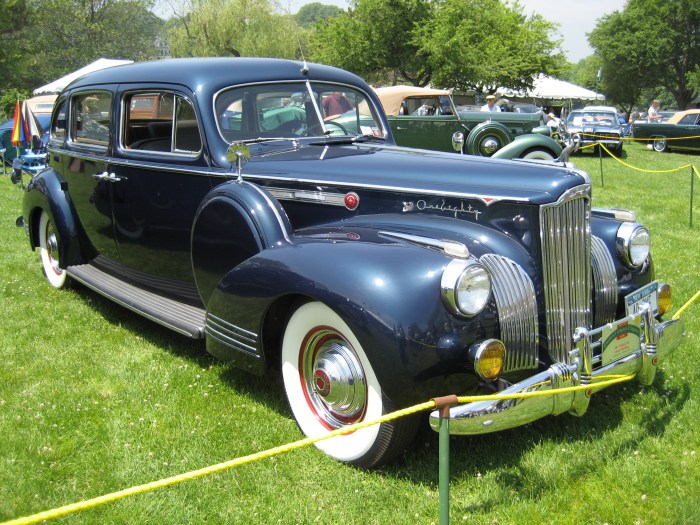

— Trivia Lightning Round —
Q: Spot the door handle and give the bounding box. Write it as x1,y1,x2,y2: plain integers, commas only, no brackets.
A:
93,171,127,182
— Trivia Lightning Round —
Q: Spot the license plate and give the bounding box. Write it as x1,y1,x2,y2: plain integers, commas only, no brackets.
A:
601,315,642,366
625,281,659,316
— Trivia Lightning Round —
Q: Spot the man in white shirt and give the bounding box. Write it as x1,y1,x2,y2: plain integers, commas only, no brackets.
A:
481,94,501,112
647,100,662,122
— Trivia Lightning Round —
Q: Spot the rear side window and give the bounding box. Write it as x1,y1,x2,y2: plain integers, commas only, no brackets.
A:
122,91,201,155
72,92,111,147
50,98,68,143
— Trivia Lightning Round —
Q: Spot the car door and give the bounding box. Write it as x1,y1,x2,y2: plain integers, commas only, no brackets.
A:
388,95,464,152
674,114,700,150
62,89,120,260
110,88,211,289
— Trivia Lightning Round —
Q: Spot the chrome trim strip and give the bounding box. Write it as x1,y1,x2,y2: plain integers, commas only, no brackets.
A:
205,314,259,356
379,231,469,258
244,183,293,244
480,254,539,372
591,235,618,326
268,187,346,207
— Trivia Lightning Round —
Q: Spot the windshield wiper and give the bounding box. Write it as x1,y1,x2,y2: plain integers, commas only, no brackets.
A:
308,134,386,146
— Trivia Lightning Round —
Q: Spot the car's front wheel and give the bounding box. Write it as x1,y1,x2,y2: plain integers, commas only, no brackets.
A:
653,137,668,152
281,301,419,468
38,210,68,289
520,148,556,160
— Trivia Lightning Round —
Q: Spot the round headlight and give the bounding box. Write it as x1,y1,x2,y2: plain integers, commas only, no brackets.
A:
441,259,492,317
616,222,650,268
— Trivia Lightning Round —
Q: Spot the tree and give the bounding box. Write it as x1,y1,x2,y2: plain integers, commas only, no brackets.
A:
308,0,433,86
167,0,300,58
294,2,343,29
589,0,700,110
0,0,35,93
415,0,564,93
27,0,163,89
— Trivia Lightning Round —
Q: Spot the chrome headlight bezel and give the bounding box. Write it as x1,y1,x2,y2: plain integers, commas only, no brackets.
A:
441,259,492,318
616,222,651,269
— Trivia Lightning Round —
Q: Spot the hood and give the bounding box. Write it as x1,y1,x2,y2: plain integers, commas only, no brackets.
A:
240,141,589,206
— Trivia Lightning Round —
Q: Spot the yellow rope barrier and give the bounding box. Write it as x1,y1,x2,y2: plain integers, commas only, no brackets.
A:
1,374,637,525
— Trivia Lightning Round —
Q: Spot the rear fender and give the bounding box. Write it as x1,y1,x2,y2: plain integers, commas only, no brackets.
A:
492,134,562,159
22,168,84,267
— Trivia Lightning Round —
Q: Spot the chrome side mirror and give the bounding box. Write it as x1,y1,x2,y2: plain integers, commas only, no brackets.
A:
226,142,251,182
451,131,465,153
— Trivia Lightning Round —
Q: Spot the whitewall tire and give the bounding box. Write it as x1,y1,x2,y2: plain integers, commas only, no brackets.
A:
281,301,418,468
39,210,68,289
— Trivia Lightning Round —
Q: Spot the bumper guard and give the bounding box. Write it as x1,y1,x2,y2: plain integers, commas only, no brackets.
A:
429,306,685,435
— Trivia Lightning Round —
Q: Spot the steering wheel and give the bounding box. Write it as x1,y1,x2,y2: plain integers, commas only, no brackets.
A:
323,120,350,136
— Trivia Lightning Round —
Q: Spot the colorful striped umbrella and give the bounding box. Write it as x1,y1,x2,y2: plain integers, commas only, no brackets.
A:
11,99,45,147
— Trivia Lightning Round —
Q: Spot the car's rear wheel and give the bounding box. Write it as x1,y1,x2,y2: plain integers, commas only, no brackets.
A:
38,210,68,289
653,137,668,152
281,301,419,468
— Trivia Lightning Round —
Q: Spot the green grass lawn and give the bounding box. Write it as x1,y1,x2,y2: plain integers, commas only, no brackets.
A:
1,141,698,524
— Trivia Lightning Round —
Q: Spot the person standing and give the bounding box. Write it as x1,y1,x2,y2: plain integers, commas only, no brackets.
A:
647,100,662,122
481,95,501,112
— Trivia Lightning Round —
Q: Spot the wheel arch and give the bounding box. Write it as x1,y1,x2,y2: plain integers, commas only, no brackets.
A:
191,180,293,307
492,134,562,159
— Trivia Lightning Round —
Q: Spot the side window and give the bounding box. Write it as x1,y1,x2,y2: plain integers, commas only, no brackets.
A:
72,92,111,147
123,91,200,155
174,96,202,153
50,98,68,143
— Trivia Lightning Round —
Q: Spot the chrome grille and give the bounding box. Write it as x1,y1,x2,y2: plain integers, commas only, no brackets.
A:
480,254,539,372
591,235,618,326
540,186,592,364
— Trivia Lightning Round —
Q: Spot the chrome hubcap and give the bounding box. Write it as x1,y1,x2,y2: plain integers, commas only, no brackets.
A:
301,330,367,428
482,138,500,155
46,227,61,274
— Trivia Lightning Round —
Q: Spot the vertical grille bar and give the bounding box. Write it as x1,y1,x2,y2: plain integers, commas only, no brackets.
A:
540,186,592,364
480,254,539,372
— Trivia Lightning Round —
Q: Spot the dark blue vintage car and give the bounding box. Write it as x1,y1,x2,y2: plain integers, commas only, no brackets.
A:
19,58,684,468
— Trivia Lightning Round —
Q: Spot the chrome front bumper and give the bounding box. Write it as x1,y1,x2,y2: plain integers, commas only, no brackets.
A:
429,307,685,435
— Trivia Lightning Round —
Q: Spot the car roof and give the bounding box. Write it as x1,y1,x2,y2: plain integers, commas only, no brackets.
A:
64,58,369,97
373,85,451,116
666,109,700,124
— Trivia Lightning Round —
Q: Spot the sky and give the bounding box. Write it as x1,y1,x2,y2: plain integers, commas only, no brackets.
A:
278,0,629,63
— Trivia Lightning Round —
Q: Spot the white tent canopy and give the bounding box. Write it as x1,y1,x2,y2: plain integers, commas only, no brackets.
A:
33,58,133,95
498,74,604,103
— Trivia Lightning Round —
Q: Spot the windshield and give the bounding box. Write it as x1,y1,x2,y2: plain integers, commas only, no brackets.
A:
214,82,384,143
567,111,618,127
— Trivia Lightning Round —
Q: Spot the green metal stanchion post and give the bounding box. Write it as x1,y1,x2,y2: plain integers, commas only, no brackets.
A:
434,395,458,525
690,166,694,228
599,141,604,187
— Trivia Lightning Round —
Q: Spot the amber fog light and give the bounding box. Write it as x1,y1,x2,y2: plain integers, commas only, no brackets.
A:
658,282,672,316
468,339,506,381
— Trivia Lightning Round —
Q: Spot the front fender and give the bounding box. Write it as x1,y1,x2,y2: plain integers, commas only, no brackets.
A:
205,232,499,405
22,167,84,267
492,133,562,159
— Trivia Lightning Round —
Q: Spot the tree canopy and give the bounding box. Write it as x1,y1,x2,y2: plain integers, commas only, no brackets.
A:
309,0,564,91
167,0,300,58
589,0,700,110
308,0,432,86
415,0,564,93
0,0,162,100
294,2,343,29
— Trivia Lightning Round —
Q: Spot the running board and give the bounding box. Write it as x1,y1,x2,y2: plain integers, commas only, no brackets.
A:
67,263,206,339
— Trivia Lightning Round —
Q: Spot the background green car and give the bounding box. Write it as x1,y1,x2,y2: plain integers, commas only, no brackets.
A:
374,85,562,160
633,109,700,153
